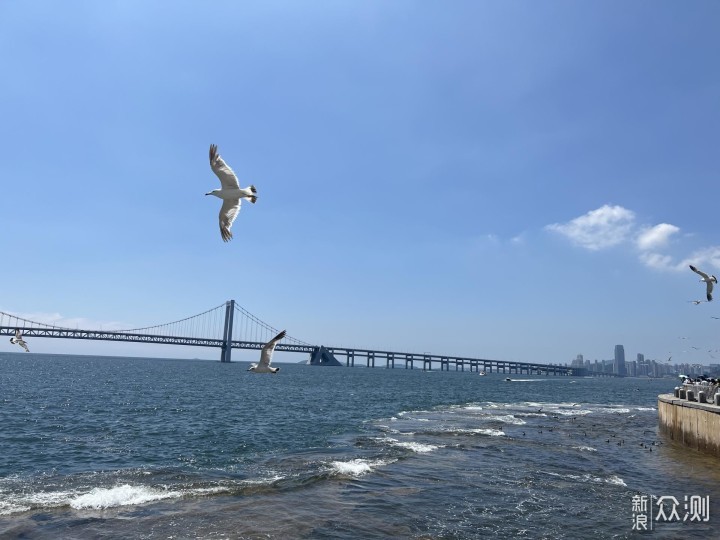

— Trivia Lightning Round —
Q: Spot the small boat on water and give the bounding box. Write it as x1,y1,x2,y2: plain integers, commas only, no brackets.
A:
479,371,487,376
505,377,512,382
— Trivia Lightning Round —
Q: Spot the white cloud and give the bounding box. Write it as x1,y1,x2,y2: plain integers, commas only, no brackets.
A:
677,247,720,273
638,252,677,271
636,223,680,251
544,204,720,274
545,204,636,251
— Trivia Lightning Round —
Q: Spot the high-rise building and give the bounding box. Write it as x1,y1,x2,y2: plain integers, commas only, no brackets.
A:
614,345,626,376
637,353,644,363
571,354,584,368
628,360,637,377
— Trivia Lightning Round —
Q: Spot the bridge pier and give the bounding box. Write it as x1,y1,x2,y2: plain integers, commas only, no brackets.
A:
386,353,395,368
220,300,235,363
367,352,375,368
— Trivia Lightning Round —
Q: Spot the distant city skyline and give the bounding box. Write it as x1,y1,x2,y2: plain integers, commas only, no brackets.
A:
571,343,716,377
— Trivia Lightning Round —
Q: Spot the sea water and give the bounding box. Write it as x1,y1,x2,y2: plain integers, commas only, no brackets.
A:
0,353,717,538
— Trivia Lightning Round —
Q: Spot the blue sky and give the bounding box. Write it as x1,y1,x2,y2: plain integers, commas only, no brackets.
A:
1,1,719,365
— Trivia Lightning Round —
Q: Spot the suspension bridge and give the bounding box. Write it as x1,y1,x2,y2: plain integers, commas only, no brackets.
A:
0,301,584,376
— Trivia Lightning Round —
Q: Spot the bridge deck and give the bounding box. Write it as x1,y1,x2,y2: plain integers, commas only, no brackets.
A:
0,326,588,375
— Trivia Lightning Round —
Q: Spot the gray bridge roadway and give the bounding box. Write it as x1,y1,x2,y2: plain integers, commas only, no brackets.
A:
0,299,597,376
0,325,591,376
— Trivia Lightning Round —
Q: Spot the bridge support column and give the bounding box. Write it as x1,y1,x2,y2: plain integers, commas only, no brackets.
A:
221,300,235,363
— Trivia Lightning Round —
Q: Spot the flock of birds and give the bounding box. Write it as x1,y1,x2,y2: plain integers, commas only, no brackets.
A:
7,146,720,372
7,145,285,374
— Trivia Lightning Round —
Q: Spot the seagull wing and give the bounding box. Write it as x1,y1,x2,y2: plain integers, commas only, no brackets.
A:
209,144,240,190
258,330,287,368
707,280,714,302
219,199,241,242
15,329,22,340
690,265,710,280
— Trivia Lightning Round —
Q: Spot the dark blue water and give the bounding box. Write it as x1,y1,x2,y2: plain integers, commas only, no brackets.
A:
0,353,718,538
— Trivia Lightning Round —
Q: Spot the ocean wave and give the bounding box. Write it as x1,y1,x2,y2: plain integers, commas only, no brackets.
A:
598,408,631,414
70,484,181,509
482,415,527,425
328,458,394,477
0,473,284,516
542,471,626,487
389,441,442,453
449,428,505,437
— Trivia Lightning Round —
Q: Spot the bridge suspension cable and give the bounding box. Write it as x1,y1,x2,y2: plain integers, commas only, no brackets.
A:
0,301,314,347
114,303,228,340
232,303,312,346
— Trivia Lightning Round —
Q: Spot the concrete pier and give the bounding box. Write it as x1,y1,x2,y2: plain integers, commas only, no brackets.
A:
658,393,720,457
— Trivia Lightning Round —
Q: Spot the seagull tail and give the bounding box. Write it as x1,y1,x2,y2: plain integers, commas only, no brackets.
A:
249,185,257,203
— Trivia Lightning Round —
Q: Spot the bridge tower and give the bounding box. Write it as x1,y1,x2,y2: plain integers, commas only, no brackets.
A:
220,299,235,363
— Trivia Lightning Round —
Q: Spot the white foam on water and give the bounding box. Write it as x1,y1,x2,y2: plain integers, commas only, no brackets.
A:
572,446,597,452
483,415,527,425
542,471,627,487
0,501,31,515
70,484,182,509
329,458,393,477
447,428,505,437
606,475,627,487
1,488,83,515
390,441,442,453
239,474,286,486
600,408,631,414
636,407,656,411
551,409,592,416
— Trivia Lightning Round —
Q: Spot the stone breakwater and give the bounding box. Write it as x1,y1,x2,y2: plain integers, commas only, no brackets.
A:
658,393,720,457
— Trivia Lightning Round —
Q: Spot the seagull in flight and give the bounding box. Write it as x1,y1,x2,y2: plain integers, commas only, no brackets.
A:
10,329,29,352
206,144,257,242
688,300,705,305
689,265,717,302
248,330,286,374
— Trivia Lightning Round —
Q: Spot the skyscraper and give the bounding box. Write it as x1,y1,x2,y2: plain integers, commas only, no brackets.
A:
614,345,626,376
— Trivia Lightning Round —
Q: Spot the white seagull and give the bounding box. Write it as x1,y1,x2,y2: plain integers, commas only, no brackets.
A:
248,330,286,374
206,144,257,242
10,329,29,352
689,265,717,302
688,300,705,305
